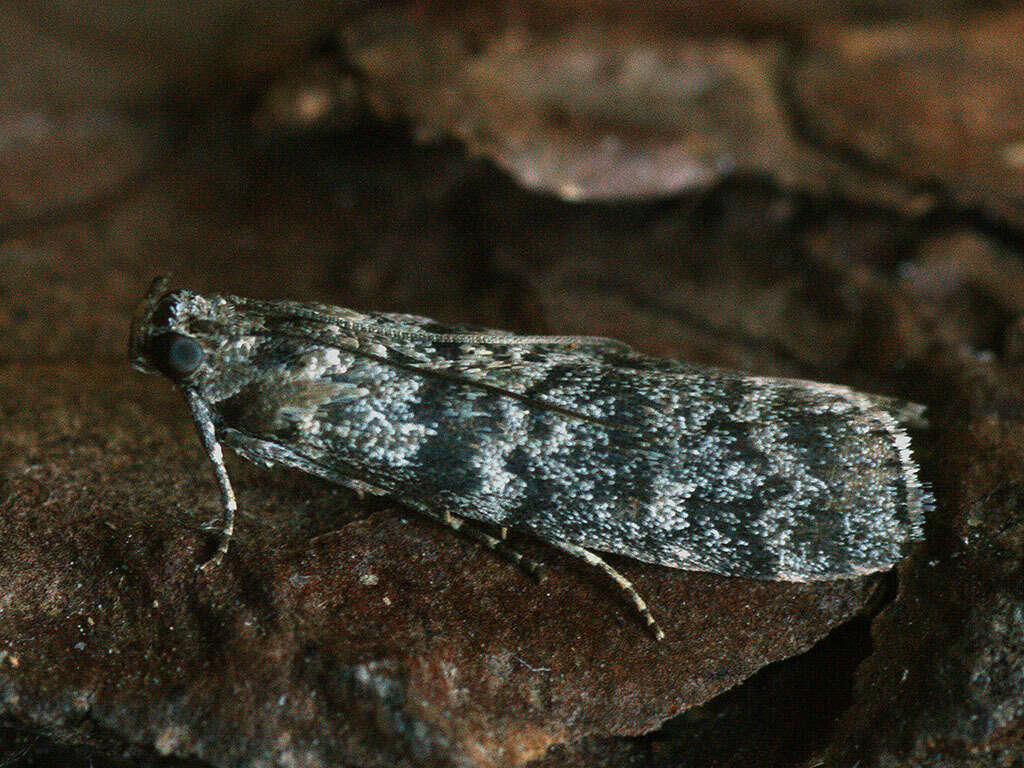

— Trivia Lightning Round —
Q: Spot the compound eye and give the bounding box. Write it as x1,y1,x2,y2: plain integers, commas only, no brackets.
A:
153,332,204,377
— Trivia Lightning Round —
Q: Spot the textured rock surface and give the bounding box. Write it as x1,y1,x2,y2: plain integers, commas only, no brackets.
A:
0,7,159,229
344,13,795,201
2,2,1024,767
793,12,1024,228
343,2,1024,227
341,5,924,213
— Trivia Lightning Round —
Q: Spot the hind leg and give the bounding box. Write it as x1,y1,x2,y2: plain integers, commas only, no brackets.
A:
546,539,664,640
424,509,542,579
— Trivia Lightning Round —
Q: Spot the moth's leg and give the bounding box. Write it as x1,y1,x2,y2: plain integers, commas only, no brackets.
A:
547,539,665,641
186,392,236,573
423,508,542,579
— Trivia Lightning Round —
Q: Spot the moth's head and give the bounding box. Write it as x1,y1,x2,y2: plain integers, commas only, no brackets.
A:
129,276,207,381
129,277,256,400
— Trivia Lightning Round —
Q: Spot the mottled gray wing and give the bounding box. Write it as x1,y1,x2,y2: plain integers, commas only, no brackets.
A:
222,301,928,581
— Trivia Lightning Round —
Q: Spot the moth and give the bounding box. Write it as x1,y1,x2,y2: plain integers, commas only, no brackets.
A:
129,278,931,639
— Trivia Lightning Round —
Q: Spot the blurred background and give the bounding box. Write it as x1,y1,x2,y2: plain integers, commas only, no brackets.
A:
1,2,1023,767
